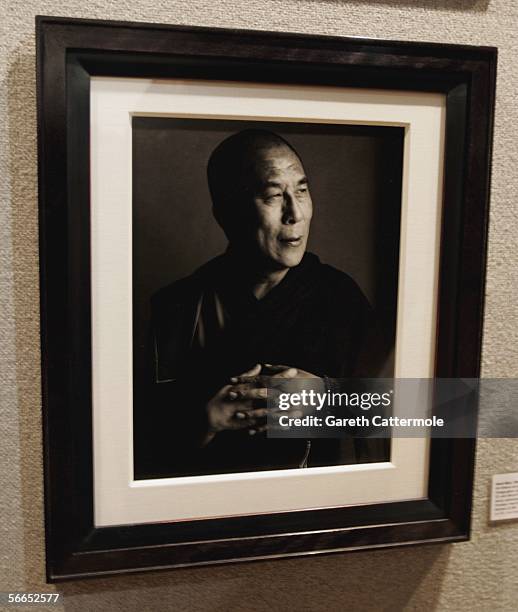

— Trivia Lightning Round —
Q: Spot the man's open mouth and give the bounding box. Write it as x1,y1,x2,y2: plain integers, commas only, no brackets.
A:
279,236,303,246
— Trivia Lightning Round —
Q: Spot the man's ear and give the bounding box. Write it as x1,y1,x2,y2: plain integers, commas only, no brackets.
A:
212,205,232,241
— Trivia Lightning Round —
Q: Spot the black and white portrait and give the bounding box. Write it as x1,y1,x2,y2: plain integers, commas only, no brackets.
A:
132,118,404,479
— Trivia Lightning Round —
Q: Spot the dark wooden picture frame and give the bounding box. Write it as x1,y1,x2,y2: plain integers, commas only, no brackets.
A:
36,15,496,581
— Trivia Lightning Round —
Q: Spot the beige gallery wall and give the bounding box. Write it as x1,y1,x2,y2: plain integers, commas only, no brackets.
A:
1,0,517,610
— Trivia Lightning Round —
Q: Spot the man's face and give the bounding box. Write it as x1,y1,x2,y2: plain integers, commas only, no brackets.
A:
243,144,313,270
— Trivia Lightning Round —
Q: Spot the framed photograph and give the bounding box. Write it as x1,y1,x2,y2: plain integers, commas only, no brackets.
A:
36,16,496,580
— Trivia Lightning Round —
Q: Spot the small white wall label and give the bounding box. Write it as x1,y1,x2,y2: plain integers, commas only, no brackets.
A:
490,472,518,521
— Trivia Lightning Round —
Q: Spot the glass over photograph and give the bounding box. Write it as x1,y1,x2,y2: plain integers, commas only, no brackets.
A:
132,118,404,479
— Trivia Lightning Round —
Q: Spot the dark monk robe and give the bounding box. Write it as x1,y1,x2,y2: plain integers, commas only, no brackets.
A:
134,252,387,478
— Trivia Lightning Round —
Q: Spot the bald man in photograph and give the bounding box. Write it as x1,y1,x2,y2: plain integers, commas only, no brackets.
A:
140,129,385,477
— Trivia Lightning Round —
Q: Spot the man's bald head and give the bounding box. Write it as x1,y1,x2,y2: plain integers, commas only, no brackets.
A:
206,129,313,271
207,129,302,233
